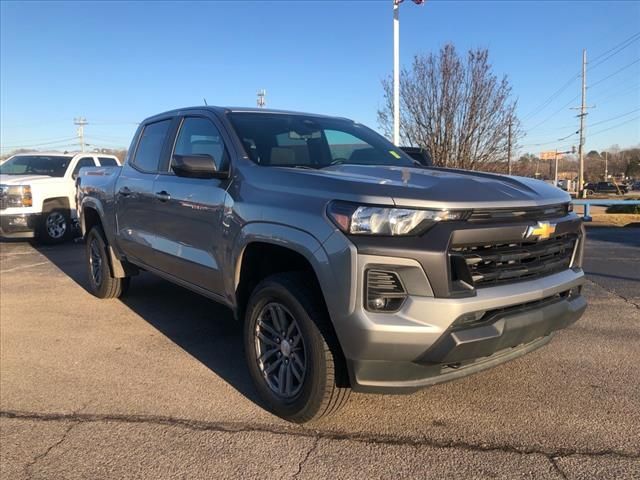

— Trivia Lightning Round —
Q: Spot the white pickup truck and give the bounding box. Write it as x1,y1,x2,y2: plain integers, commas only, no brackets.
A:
0,152,120,243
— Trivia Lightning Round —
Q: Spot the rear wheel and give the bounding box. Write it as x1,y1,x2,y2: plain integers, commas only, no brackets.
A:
244,272,350,423
86,226,129,299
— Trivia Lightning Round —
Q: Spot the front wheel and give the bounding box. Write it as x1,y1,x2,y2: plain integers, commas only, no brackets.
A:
38,209,71,244
244,273,350,423
86,226,129,299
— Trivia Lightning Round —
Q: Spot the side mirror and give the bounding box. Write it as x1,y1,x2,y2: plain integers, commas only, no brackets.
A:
171,154,229,179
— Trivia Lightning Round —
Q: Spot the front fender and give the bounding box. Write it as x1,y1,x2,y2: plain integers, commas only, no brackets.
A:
227,222,337,313
79,196,106,237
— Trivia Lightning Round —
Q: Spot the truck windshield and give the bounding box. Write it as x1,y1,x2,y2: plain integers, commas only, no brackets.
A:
0,155,72,177
228,113,415,169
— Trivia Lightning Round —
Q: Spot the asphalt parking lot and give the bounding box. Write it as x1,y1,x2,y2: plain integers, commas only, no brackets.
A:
1,226,639,479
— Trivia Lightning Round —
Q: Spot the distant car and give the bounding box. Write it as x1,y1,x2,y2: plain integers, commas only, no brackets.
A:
0,152,121,243
585,181,628,195
400,146,432,166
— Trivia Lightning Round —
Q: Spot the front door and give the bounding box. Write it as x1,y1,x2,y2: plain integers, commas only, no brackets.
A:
150,114,231,296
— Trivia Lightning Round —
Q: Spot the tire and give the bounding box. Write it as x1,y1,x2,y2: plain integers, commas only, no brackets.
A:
38,208,71,244
86,226,130,299
244,272,351,423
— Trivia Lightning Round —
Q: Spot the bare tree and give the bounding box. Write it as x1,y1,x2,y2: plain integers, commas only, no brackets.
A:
378,44,520,171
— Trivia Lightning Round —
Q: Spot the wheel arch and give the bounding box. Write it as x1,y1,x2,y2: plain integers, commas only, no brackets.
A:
42,196,71,212
231,223,335,323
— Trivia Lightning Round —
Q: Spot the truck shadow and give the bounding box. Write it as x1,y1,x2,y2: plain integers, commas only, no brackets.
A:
34,240,262,407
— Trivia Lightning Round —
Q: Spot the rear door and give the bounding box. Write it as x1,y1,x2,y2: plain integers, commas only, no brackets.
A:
115,118,174,264
150,112,232,295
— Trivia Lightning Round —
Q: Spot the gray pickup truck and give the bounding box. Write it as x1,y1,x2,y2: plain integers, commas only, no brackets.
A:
77,106,587,423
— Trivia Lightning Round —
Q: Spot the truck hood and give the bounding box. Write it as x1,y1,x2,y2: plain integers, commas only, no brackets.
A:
261,164,570,209
0,174,65,186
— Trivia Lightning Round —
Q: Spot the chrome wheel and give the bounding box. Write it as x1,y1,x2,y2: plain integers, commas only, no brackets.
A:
46,212,67,239
89,238,103,286
254,302,307,399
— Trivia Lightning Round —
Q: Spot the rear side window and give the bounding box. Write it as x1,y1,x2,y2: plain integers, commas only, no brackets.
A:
132,120,171,172
173,117,227,168
72,157,97,178
98,157,119,167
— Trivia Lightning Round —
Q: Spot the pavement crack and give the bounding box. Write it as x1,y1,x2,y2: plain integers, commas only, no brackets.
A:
3,409,639,461
292,436,319,479
587,278,640,309
548,455,568,480
23,421,78,479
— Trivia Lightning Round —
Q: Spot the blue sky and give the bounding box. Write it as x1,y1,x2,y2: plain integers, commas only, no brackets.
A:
1,0,639,156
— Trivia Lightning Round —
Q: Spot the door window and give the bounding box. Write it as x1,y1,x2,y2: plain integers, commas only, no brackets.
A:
173,117,227,169
71,157,96,179
98,157,119,167
132,120,171,172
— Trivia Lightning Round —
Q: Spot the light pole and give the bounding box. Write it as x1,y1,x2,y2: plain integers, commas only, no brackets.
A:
392,0,425,146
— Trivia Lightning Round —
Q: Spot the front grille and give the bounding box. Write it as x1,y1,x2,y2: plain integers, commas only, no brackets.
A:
469,204,569,223
0,185,7,210
450,233,578,287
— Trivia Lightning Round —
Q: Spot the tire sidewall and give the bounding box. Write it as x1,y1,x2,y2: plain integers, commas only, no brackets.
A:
244,279,328,421
86,227,110,297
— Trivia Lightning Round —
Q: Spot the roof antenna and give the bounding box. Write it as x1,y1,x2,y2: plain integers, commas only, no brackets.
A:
203,97,208,106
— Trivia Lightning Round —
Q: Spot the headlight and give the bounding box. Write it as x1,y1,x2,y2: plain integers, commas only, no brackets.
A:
4,185,32,207
327,201,468,236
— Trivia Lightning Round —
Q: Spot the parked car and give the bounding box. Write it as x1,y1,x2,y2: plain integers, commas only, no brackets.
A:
400,146,432,166
632,181,640,191
77,107,587,422
584,181,628,195
0,152,120,242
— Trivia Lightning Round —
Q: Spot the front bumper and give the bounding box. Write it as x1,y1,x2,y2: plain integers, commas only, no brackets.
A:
0,213,39,239
340,266,586,392
322,214,587,393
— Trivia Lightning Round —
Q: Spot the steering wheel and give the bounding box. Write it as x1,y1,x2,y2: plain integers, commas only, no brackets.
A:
330,158,349,166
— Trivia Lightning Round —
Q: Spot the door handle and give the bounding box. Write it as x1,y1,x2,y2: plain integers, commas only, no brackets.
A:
155,190,171,202
118,186,132,197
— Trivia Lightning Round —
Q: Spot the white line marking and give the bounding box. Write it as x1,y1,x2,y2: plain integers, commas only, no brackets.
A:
0,262,49,273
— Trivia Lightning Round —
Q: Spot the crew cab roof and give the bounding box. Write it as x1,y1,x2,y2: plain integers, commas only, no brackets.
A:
141,106,353,124
8,151,118,158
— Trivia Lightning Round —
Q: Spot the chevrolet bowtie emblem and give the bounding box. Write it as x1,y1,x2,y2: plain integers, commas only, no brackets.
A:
524,221,556,241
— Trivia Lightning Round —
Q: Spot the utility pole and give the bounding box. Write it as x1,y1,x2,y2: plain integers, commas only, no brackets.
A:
604,151,608,180
257,89,266,108
393,1,400,146
577,50,587,198
554,149,559,186
74,117,88,152
507,120,513,175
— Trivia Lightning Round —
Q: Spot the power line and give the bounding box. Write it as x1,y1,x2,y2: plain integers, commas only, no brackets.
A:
590,58,640,89
588,115,640,137
588,108,640,127
589,83,640,106
0,136,78,150
520,33,640,123
589,32,640,70
521,74,580,121
521,133,577,148
523,94,580,134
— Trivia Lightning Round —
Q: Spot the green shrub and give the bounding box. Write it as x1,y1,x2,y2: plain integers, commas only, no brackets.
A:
606,200,640,214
